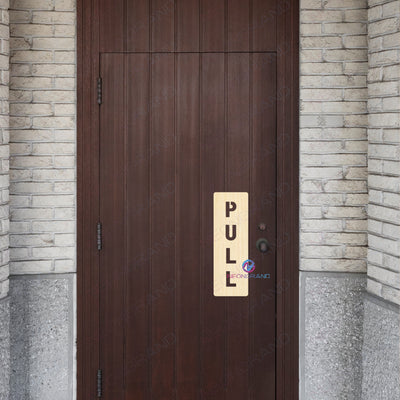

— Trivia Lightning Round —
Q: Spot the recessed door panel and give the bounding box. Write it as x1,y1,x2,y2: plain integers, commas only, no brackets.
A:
99,52,277,399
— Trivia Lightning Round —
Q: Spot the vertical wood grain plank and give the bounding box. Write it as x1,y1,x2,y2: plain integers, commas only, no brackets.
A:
200,53,227,399
201,0,225,51
150,53,176,398
250,52,277,399
151,0,175,51
175,53,201,398
99,53,125,398
176,0,199,51
127,0,150,51
124,54,151,399
226,53,250,399
252,0,277,51
99,0,124,51
227,0,249,51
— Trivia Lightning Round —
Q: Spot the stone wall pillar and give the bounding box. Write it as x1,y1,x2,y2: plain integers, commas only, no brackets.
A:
0,0,10,398
299,0,368,398
362,0,400,397
8,0,76,398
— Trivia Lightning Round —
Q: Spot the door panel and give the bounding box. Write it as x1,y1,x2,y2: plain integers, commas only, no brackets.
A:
127,0,150,52
99,54,125,399
99,52,276,399
176,0,200,52
250,53,277,397
226,53,250,399
125,54,150,398
175,53,201,397
200,53,226,398
149,53,176,398
201,0,225,51
99,0,277,52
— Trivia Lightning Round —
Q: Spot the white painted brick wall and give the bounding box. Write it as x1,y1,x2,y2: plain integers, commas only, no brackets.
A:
0,0,8,299
300,0,369,273
367,0,400,305
9,0,75,275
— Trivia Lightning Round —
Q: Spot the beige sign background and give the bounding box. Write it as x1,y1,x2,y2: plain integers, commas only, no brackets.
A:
213,192,249,297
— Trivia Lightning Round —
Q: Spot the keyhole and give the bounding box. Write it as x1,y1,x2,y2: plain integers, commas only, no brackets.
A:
258,222,267,231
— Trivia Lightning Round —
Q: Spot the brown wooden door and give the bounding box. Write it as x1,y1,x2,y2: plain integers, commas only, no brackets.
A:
78,0,299,398
99,52,277,399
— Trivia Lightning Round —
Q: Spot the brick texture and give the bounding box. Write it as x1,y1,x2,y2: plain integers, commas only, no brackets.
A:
6,0,399,307
0,0,9,299
300,0,369,273
9,0,75,275
367,0,400,305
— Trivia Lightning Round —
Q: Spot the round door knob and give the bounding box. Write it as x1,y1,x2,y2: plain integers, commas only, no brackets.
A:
256,238,270,253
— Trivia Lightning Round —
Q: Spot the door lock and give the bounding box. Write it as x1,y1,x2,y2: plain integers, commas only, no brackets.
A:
256,238,270,253
258,222,267,231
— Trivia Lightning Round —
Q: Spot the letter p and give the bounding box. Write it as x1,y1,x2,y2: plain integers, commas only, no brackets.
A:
226,201,237,218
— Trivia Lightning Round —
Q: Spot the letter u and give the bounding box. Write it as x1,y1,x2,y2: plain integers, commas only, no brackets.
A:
225,225,237,241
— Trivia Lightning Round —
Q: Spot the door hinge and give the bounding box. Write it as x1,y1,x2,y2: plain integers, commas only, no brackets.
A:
97,369,102,398
97,222,102,251
97,77,102,105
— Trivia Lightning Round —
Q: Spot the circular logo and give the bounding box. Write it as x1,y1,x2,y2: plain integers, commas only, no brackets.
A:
242,259,256,274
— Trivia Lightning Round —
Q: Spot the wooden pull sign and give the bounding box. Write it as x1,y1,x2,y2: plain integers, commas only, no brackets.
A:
213,192,248,297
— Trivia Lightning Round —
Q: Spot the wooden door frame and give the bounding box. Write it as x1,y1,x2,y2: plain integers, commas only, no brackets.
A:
77,1,299,398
